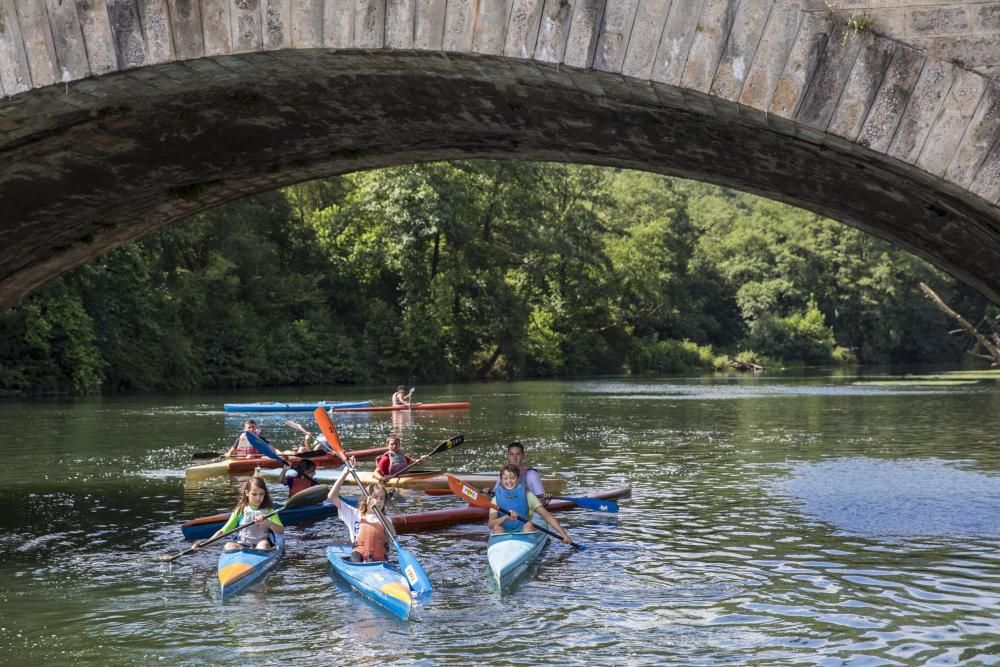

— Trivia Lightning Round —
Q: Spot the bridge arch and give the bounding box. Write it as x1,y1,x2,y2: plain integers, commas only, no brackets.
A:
1,1,999,310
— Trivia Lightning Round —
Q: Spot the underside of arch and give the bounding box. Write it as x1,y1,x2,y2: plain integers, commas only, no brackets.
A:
0,50,998,310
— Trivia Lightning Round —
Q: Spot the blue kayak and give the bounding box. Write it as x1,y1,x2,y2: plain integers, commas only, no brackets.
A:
487,530,549,590
327,545,413,620
218,533,285,598
182,500,347,541
223,400,373,413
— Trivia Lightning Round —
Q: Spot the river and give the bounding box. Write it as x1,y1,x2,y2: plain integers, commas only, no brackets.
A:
2,373,1000,665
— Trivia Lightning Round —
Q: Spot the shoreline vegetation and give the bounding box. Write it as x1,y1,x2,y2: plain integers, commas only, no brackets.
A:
0,162,996,397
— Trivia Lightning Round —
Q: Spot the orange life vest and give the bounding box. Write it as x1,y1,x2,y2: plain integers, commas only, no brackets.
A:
354,518,387,562
288,474,314,497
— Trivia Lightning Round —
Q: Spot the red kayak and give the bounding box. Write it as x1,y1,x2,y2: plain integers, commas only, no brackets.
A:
392,486,630,533
331,401,471,413
181,487,629,538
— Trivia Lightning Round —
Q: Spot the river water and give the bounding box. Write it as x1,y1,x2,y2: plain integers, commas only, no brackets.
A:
2,373,1000,665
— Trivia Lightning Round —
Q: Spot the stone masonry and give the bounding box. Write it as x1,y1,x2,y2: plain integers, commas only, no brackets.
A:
808,1,1000,79
1,0,1000,311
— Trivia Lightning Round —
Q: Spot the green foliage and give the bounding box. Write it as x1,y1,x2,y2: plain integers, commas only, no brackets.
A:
745,301,838,364
0,161,991,395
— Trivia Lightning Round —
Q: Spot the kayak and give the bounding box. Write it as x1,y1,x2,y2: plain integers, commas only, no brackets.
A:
184,446,387,481
257,467,567,493
327,544,413,620
392,486,630,533
217,532,286,597
331,402,471,413
224,400,373,413
488,530,548,590
182,500,344,540
181,488,628,539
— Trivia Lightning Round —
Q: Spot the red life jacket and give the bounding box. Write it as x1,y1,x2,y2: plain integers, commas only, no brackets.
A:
354,518,387,562
287,473,314,497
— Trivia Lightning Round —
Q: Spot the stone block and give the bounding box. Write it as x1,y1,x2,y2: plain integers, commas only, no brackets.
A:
769,10,831,120
564,0,605,68
324,0,354,48
947,84,1000,188
139,0,176,64
200,0,233,56
857,43,924,153
681,0,738,94
415,0,447,49
505,0,543,59
620,0,672,79
829,34,894,142
15,0,57,87
443,0,475,52
917,68,987,177
264,0,292,50
710,0,770,101
908,6,970,36
535,0,574,63
353,0,384,48
167,0,206,60
230,0,263,53
594,0,639,73
739,1,802,110
796,22,865,131
975,3,1000,32
473,0,511,56
386,0,415,49
290,0,324,48
0,0,32,94
888,59,955,163
652,0,705,86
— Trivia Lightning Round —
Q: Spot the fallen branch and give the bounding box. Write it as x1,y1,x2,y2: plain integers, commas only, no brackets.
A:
919,282,1000,365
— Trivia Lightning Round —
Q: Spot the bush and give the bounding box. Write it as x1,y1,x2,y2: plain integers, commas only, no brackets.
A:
745,301,837,364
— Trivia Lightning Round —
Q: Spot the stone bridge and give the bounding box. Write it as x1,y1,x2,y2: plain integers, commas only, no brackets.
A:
2,0,1000,310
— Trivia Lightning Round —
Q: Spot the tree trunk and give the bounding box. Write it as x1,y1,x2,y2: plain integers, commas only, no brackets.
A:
918,282,1000,365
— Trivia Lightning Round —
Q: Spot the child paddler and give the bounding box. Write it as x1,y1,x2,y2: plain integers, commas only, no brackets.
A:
488,464,572,544
278,458,318,497
373,434,429,479
226,420,265,458
196,477,284,551
327,457,391,563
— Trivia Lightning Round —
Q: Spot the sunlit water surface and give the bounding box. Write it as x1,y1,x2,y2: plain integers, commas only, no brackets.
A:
3,374,1000,665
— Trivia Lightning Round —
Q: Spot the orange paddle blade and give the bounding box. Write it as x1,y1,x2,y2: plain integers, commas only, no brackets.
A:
445,474,498,510
313,407,346,460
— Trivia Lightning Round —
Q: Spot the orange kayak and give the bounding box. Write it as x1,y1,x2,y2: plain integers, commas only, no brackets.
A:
184,446,387,480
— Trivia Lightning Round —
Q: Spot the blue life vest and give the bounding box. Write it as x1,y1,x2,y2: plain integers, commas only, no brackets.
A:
493,481,529,533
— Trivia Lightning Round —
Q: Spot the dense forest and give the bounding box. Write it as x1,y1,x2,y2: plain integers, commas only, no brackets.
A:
0,162,996,396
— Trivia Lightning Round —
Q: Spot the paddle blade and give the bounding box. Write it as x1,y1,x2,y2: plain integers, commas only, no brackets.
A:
244,432,286,465
556,496,619,513
430,433,465,456
285,484,330,509
283,419,310,435
396,544,432,595
446,475,497,511
313,407,346,460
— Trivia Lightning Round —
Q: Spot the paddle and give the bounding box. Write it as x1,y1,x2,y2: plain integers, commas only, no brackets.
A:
156,503,286,563
422,488,617,512
381,434,466,482
445,474,581,549
313,407,433,595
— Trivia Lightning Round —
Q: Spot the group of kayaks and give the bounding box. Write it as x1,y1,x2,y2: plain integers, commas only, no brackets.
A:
188,483,628,616
176,399,627,618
